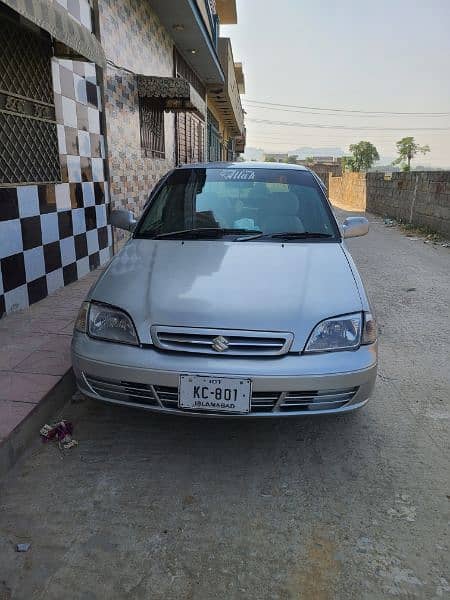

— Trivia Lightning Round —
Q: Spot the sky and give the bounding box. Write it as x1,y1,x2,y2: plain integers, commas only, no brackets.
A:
221,0,450,167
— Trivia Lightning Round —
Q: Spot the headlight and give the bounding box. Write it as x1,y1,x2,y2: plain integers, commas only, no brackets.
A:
304,313,362,353
89,303,139,345
75,301,139,346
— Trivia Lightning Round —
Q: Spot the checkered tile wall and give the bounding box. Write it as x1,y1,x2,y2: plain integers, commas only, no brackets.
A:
0,0,111,317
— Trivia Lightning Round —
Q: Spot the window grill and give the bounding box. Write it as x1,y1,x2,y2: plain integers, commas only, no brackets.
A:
172,50,206,164
0,9,60,184
174,50,206,99
176,112,205,164
207,109,221,162
139,97,165,159
226,137,234,161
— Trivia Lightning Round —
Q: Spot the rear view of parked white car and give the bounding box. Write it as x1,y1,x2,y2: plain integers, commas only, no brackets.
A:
72,162,377,417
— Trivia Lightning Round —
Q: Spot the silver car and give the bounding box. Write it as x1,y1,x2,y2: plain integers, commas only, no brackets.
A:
72,162,377,417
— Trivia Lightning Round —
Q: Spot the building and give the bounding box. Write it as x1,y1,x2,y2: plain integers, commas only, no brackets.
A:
263,153,289,162
297,157,343,192
207,38,246,161
310,156,337,164
101,0,246,236
0,0,246,317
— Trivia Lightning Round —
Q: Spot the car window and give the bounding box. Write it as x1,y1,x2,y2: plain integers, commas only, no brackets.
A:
135,168,339,238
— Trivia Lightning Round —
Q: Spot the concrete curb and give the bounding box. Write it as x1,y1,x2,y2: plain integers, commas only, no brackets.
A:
0,369,75,479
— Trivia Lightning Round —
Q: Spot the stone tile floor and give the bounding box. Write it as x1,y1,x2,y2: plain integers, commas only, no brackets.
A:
0,267,104,444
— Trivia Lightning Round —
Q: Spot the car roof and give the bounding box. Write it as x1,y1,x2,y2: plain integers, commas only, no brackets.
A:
174,161,309,171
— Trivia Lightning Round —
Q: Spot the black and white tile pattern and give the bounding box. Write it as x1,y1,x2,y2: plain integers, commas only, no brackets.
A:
0,183,111,315
0,1,111,317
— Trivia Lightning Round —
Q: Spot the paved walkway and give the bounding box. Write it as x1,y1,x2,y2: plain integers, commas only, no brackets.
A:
0,267,103,447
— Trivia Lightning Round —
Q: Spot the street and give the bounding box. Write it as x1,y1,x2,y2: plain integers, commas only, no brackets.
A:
0,209,449,600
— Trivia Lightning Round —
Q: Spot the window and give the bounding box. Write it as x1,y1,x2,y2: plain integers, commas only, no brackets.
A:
139,97,165,158
0,7,60,184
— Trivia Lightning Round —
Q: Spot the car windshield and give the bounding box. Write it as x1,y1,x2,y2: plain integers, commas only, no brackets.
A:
134,167,340,241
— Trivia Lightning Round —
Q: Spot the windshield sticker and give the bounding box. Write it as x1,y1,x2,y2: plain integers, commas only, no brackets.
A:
219,169,255,181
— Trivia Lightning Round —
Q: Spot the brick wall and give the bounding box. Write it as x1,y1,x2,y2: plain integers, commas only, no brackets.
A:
328,172,366,211
309,163,342,193
366,172,450,237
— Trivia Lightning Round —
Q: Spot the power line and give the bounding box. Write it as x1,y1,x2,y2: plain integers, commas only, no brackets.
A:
247,128,450,138
247,118,450,131
244,99,450,116
246,132,450,144
243,102,450,119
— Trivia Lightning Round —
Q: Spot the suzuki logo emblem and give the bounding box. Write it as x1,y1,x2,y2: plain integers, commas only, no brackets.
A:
212,335,229,352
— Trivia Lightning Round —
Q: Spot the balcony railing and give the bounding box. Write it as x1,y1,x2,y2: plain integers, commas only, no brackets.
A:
210,37,244,136
196,0,219,49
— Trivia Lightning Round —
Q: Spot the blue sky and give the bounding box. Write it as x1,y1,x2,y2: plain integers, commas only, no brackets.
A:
222,0,450,166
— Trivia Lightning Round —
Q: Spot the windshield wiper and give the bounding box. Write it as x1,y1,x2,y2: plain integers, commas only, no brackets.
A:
141,227,263,240
235,231,266,241
237,231,334,242
269,231,333,240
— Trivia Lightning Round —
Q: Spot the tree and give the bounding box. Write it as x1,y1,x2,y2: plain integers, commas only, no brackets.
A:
341,156,354,172
346,141,380,172
305,156,315,166
286,155,298,164
393,137,430,171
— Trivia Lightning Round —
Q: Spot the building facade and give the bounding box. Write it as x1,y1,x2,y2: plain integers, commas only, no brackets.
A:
100,0,246,228
0,0,245,317
264,153,289,162
98,0,177,239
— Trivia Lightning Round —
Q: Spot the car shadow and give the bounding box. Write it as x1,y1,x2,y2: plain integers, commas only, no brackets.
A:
60,395,374,478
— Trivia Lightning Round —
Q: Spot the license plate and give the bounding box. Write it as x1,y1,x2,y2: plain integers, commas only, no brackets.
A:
179,375,252,414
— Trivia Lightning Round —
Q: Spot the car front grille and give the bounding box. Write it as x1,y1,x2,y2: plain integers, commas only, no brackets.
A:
84,375,159,407
279,388,358,411
150,326,293,356
84,375,357,413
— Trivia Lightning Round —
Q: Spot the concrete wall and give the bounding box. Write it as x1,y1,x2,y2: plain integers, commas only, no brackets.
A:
328,172,366,211
328,171,450,237
366,172,450,237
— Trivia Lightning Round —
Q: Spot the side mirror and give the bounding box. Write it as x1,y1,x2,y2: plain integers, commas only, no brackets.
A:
110,209,137,232
342,216,369,239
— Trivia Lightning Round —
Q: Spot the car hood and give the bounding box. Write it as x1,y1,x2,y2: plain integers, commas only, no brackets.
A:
90,239,362,352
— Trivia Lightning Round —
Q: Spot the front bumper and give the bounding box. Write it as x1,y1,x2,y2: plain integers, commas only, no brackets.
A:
72,333,377,417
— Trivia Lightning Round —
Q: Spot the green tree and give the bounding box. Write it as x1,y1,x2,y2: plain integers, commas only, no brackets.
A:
393,137,430,171
346,141,380,172
286,155,298,164
341,156,354,172
305,156,315,166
